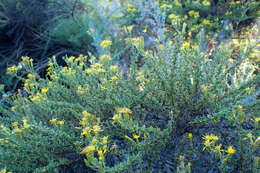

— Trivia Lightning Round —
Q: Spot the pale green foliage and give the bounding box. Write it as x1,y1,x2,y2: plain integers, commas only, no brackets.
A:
0,35,259,172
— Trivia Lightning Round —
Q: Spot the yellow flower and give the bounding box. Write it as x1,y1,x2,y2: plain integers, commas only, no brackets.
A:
237,105,243,111
226,146,236,155
214,144,223,152
115,107,132,115
160,4,172,9
100,40,112,48
41,88,49,94
102,136,109,145
168,14,178,20
203,19,212,25
95,68,106,73
81,127,91,136
179,155,185,162
49,118,58,125
13,128,23,134
174,0,181,6
68,56,75,61
203,134,219,141
6,65,18,75
253,117,260,123
202,0,211,6
188,10,200,18
110,76,118,81
0,124,9,133
0,138,9,143
80,145,96,155
30,93,44,102
92,125,102,133
131,37,144,47
133,134,140,140
100,86,108,91
126,4,137,13
92,137,98,144
85,68,94,74
57,121,64,125
180,42,191,50
98,150,104,161
21,56,33,63
112,114,121,122
0,168,12,173
100,54,111,62
187,133,193,140
82,111,91,118
23,124,31,130
203,140,212,150
12,122,19,128
110,65,119,71
92,63,102,68
27,73,35,79
126,25,134,32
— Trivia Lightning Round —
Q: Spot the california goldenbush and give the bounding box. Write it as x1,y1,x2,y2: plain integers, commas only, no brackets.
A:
119,0,259,41
0,33,259,172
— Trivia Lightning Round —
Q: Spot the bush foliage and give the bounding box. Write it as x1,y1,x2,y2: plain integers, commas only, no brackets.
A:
0,0,259,172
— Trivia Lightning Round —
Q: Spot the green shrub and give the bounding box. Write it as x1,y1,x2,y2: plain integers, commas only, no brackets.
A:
0,36,259,172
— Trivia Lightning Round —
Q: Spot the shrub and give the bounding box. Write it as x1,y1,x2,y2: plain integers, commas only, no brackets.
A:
0,35,259,172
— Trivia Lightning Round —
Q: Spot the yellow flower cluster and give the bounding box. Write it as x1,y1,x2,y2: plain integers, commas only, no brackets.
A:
100,40,112,48
110,76,118,82
81,136,111,162
61,67,76,76
112,107,132,124
27,73,36,80
115,107,132,115
68,56,75,62
203,19,212,25
136,71,145,82
30,92,45,102
173,0,181,6
214,144,223,153
126,4,137,13
21,56,33,63
79,111,113,162
49,118,65,125
202,134,236,155
85,63,106,76
23,80,35,91
80,111,103,136
168,14,178,20
125,37,144,48
100,54,111,62
6,65,18,75
12,118,31,134
76,85,89,96
110,65,119,71
188,10,200,18
202,0,211,6
160,4,172,9
203,134,219,150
